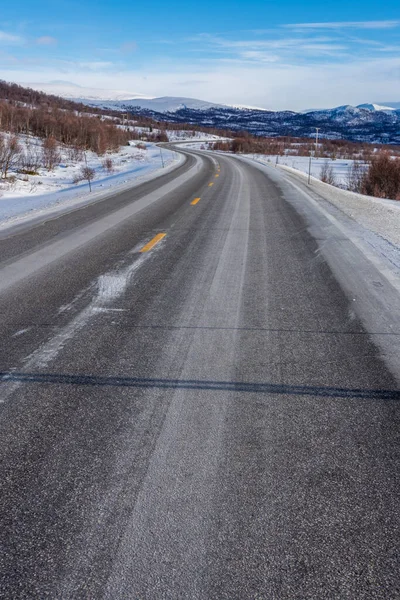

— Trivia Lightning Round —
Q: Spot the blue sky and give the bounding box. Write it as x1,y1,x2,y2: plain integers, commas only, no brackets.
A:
1,0,400,109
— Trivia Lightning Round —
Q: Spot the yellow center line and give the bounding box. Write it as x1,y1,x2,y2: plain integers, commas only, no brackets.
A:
191,197,201,205
215,174,220,178
140,233,166,253
208,182,214,187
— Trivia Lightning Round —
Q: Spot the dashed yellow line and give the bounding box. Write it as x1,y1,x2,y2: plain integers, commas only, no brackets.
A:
191,197,201,205
140,233,166,252
215,174,220,178
209,182,214,187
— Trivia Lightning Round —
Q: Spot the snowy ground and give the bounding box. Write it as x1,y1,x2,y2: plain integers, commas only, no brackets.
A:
0,137,179,228
166,131,228,142
129,126,228,144
176,139,230,151
244,154,362,188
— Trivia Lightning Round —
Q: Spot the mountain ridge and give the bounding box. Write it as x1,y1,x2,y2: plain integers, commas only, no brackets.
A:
15,81,400,144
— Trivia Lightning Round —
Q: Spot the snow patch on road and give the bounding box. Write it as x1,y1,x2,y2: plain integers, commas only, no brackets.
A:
0,251,151,403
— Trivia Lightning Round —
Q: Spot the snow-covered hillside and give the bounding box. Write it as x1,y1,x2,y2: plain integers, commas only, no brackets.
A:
356,103,396,112
18,82,400,143
80,96,227,113
24,83,226,113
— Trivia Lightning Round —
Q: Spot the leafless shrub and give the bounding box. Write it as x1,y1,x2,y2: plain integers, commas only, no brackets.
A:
20,139,42,172
81,166,95,182
346,161,366,193
66,145,84,162
42,136,60,170
8,175,17,190
72,173,84,185
29,180,39,194
73,166,95,185
319,161,336,186
361,152,400,200
102,157,114,173
0,135,22,179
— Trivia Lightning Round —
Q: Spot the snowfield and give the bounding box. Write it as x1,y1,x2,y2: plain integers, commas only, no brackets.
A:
245,154,361,188
166,131,228,142
0,138,180,229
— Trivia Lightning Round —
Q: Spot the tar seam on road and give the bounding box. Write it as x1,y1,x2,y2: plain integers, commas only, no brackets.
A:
0,372,398,400
140,233,167,253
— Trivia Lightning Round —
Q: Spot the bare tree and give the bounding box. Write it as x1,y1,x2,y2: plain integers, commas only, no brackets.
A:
319,161,336,186
102,157,114,173
346,161,365,193
20,138,42,173
361,152,400,200
81,166,95,191
66,145,83,162
0,135,22,179
42,136,60,170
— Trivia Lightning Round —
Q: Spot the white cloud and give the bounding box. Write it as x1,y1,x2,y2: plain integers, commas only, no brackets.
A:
239,51,280,63
77,61,114,70
2,22,399,111
284,21,400,30
36,36,57,46
5,54,400,111
0,31,24,44
120,41,137,53
187,34,348,60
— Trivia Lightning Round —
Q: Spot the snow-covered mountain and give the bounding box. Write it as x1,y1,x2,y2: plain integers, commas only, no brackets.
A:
20,82,400,143
87,96,227,112
122,103,400,144
24,82,226,112
25,82,269,113
356,103,396,112
306,104,398,121
380,102,400,110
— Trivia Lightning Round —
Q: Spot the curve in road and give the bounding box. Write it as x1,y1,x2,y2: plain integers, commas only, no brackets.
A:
0,147,399,599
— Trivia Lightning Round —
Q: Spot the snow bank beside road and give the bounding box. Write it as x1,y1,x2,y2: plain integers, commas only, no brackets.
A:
0,142,181,230
240,154,400,255
275,162,400,248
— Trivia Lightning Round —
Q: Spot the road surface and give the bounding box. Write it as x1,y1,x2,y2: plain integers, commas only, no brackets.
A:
0,147,399,599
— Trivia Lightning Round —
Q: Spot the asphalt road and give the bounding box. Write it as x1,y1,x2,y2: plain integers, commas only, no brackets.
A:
0,147,399,599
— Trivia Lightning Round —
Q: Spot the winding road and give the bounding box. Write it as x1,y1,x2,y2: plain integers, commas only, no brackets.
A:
0,147,399,599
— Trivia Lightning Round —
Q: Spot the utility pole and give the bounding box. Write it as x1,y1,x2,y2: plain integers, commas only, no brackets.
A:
121,113,129,131
308,128,320,185
315,127,320,158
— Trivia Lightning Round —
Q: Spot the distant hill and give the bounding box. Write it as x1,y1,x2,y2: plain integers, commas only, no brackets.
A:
11,80,400,144
114,104,400,144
